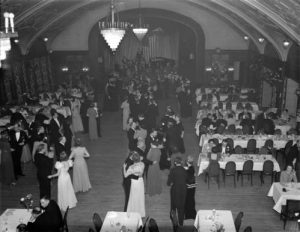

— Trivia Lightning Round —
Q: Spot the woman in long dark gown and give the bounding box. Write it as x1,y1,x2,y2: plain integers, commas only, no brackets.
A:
0,131,15,185
184,156,196,219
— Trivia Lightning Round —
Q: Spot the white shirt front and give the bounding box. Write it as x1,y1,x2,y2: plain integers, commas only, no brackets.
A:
16,131,20,141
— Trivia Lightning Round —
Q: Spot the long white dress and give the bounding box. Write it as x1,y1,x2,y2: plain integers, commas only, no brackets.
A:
71,99,84,132
55,161,77,211
70,147,92,192
126,162,145,217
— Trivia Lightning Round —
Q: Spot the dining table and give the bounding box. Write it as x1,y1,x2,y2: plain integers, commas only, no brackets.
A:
100,211,143,232
267,182,300,213
194,210,236,232
197,153,280,176
0,209,32,232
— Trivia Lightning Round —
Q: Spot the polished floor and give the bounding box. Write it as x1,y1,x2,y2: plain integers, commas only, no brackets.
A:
0,98,297,232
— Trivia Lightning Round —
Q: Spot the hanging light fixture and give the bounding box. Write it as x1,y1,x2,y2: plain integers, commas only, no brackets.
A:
0,12,18,67
99,0,129,52
132,0,148,41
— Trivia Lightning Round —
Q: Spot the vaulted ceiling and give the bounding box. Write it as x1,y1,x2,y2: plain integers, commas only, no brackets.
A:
1,0,300,59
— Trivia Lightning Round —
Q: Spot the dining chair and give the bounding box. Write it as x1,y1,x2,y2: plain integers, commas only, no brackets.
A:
260,160,274,185
245,103,253,111
237,160,253,186
92,213,103,232
225,138,234,152
205,160,220,189
280,199,300,230
243,226,252,232
246,139,257,154
148,218,159,232
227,124,236,134
223,161,236,187
234,211,244,232
234,145,244,154
226,102,232,110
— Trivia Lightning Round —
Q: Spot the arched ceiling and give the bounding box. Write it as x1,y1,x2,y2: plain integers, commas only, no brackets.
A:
1,0,300,59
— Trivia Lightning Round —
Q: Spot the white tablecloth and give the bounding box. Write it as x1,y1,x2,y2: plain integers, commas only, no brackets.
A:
267,182,300,213
0,115,10,126
197,154,280,175
0,209,32,232
199,134,296,151
194,210,236,232
230,102,259,111
100,211,143,232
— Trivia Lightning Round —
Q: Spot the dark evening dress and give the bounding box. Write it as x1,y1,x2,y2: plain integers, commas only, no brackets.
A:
185,165,196,219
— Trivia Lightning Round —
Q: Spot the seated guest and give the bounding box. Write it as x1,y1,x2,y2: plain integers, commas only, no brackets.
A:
201,113,213,128
280,165,298,185
26,196,63,232
215,114,227,130
238,109,252,121
213,139,232,154
240,114,254,135
262,115,275,135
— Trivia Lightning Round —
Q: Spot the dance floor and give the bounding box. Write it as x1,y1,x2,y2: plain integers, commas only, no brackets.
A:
0,99,297,231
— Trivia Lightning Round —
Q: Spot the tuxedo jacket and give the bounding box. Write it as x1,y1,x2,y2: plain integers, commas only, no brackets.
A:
26,200,63,232
9,130,27,151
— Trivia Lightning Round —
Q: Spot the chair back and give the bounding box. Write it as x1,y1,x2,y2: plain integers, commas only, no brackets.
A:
61,206,69,232
242,160,253,174
148,218,159,232
208,160,220,176
226,102,232,110
284,140,293,156
236,128,243,135
262,160,274,174
245,103,253,111
264,139,274,149
276,152,286,171
274,129,282,135
243,226,252,232
234,211,244,232
225,161,236,175
246,139,256,153
227,124,236,134
237,102,244,110
234,145,244,154
93,213,103,232
225,138,234,151
216,124,226,134
259,147,268,155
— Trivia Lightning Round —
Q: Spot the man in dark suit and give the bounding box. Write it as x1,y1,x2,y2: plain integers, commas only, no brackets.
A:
122,151,139,211
35,144,54,198
55,136,66,160
262,115,275,135
49,109,63,146
9,122,27,179
167,156,187,226
80,97,90,134
255,111,267,134
26,196,63,232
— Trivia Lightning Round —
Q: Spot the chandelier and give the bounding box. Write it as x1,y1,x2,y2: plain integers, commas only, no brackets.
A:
0,12,18,67
99,0,129,52
132,0,148,41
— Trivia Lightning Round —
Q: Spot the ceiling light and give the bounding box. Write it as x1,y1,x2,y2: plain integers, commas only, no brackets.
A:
258,37,264,43
283,40,290,48
132,0,148,41
243,36,249,40
43,37,48,42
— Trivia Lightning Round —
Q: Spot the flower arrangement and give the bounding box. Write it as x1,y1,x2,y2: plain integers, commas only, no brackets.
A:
20,194,33,211
211,222,225,232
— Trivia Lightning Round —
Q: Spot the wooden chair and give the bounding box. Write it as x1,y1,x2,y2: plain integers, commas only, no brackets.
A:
243,226,252,232
205,160,220,189
234,145,244,154
223,161,236,187
280,200,300,230
260,160,274,185
234,211,244,232
93,213,103,232
237,160,253,186
60,206,69,232
148,218,159,232
246,139,257,154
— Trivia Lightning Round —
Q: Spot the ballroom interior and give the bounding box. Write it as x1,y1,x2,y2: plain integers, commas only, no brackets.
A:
1,0,300,232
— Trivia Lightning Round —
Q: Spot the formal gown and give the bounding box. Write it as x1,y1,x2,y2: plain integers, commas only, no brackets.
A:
87,107,98,140
71,99,84,132
121,100,130,131
185,165,196,219
55,161,77,211
126,162,146,217
21,143,32,163
146,147,162,196
0,138,15,184
70,147,92,192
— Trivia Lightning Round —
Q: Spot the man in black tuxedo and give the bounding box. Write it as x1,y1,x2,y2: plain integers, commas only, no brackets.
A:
9,122,27,179
55,136,66,160
255,111,267,134
122,151,139,211
167,156,187,226
35,144,54,198
49,109,63,146
26,196,63,232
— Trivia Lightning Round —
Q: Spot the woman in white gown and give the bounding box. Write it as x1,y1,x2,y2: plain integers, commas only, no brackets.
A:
123,153,145,217
68,138,92,193
71,98,84,132
48,152,77,211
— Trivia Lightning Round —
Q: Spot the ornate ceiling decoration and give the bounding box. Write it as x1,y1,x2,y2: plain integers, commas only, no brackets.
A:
1,0,300,56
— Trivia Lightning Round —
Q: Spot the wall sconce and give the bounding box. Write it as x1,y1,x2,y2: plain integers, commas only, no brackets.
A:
14,39,19,43
283,40,290,48
258,37,265,43
243,35,249,40
189,53,194,60
43,37,48,42
61,66,69,72
205,67,212,72
228,67,234,72
82,66,89,72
